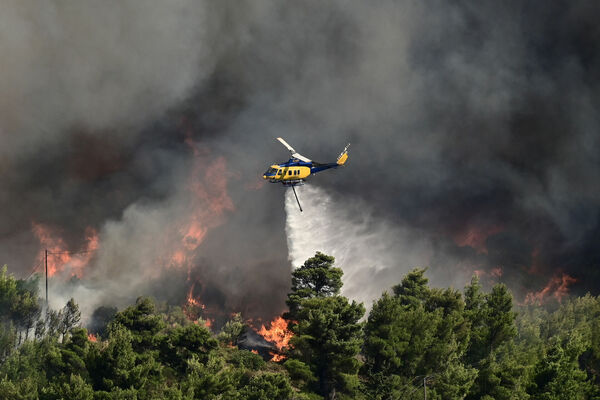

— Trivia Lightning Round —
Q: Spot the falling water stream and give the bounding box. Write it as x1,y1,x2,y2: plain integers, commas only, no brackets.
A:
284,185,435,309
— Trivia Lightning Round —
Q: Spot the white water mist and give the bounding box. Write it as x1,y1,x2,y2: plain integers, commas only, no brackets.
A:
285,185,438,309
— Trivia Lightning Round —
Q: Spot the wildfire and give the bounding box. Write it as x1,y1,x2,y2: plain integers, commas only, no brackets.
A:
270,352,286,362
186,283,206,310
257,316,293,351
184,282,206,319
169,143,235,331
32,223,99,277
183,282,218,330
454,225,503,254
473,266,503,281
187,296,203,308
524,273,577,305
88,333,98,342
168,147,234,271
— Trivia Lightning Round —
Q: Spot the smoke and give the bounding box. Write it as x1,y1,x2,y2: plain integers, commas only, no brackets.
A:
0,1,214,157
285,186,438,307
285,186,515,308
260,0,600,301
1,1,599,321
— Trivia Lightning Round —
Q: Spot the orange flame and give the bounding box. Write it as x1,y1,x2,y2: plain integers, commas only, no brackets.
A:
183,282,217,328
184,282,205,319
269,352,286,362
524,273,577,305
454,225,503,254
185,283,205,309
32,223,99,278
170,145,235,328
88,333,98,342
257,316,293,351
168,150,234,271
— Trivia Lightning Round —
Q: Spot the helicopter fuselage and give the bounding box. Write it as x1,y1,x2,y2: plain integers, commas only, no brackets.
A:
262,158,339,185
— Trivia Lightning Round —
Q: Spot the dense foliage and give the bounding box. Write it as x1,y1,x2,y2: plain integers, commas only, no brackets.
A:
0,257,599,399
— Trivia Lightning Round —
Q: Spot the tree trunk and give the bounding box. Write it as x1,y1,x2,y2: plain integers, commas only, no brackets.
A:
24,319,32,341
329,387,336,400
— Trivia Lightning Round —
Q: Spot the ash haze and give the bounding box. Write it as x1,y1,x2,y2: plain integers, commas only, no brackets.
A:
1,1,599,322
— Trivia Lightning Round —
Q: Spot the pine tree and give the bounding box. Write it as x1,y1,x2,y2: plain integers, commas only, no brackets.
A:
363,269,476,399
111,297,165,352
217,312,245,346
59,298,81,343
285,252,343,321
291,296,364,399
464,280,522,399
240,372,294,400
41,374,94,400
527,335,593,399
285,252,364,399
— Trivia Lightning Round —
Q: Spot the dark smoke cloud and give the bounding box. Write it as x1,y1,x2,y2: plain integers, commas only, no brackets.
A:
1,1,599,320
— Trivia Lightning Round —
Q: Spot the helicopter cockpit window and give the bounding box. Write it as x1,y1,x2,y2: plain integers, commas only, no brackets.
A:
265,167,277,175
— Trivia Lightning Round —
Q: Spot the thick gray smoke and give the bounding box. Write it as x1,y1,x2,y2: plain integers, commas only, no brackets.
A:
1,1,599,321
0,1,213,157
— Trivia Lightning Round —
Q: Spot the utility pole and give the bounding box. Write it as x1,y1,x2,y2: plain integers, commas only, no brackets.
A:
45,249,48,310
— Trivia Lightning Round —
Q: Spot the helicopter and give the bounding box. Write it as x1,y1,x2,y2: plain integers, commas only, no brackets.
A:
263,137,350,211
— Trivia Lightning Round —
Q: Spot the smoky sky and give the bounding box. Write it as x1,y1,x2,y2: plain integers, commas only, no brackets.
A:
1,1,599,319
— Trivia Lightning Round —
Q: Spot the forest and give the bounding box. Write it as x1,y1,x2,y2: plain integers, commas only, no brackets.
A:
1,253,599,400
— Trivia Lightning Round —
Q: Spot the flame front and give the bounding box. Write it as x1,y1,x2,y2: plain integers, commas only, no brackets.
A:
32,223,99,278
269,352,286,362
183,282,215,330
184,282,206,322
257,316,293,352
453,224,504,254
168,147,234,273
524,273,577,305
88,333,98,342
185,283,205,310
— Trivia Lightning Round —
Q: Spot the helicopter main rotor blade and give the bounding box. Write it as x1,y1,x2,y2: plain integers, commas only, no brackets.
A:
276,137,312,162
277,137,296,153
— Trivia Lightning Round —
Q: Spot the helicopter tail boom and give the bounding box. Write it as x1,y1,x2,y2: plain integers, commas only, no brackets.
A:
337,143,350,165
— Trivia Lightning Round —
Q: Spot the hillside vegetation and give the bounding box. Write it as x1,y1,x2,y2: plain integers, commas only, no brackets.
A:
1,254,599,399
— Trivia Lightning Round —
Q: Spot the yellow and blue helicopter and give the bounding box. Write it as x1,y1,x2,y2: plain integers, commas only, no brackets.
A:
263,137,350,211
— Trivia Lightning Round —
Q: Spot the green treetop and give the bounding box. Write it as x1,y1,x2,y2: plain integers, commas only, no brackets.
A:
285,252,364,399
364,268,475,399
285,252,343,321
